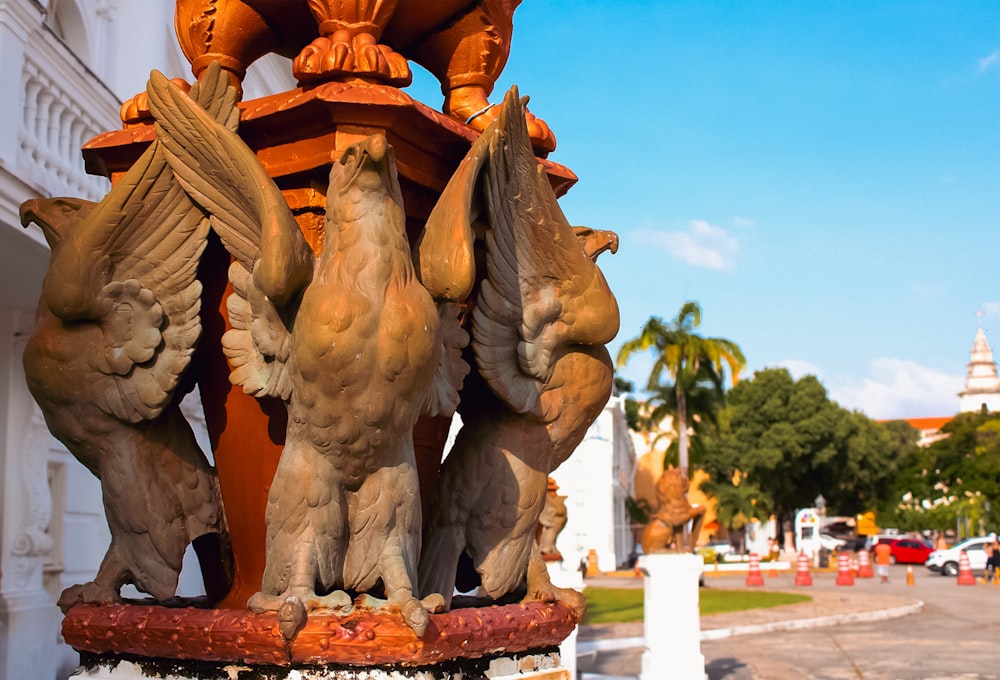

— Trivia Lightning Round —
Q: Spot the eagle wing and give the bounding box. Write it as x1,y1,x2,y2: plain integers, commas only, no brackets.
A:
148,62,314,399
18,69,257,422
472,88,620,418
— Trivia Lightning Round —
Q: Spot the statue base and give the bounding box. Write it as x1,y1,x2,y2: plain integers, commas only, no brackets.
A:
637,553,706,680
72,652,571,679
63,601,577,674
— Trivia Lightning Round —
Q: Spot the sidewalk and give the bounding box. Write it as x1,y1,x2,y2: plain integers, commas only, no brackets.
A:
576,569,924,678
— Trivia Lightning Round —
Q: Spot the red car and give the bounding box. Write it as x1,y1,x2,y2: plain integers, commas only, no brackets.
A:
877,537,934,564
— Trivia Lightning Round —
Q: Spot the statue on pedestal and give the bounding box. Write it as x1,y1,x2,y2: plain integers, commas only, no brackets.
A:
21,2,618,674
641,467,706,554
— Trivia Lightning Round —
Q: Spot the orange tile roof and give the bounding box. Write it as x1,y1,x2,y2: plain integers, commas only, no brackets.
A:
899,416,952,431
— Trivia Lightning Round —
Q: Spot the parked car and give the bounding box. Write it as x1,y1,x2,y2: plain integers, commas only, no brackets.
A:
876,537,934,565
925,536,994,576
703,541,734,558
863,531,901,551
818,533,847,551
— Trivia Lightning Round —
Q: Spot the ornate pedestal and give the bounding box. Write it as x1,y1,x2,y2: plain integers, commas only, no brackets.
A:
65,601,574,678
82,80,577,610
59,78,588,679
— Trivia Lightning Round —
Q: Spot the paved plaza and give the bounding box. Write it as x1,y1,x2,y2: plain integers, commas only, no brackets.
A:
578,564,1000,679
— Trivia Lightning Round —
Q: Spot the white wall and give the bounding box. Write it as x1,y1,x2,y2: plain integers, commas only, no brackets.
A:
551,397,636,573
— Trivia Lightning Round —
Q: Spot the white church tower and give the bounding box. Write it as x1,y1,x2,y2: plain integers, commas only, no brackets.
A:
958,316,1000,414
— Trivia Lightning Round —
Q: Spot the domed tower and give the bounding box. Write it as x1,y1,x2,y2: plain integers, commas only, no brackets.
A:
958,314,1000,413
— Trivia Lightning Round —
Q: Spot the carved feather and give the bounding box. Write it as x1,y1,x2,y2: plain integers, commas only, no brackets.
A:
420,301,470,417
470,88,620,418
148,61,315,399
18,72,252,422
148,63,314,307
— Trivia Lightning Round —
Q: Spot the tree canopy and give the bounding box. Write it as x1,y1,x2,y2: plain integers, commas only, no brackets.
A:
701,367,914,529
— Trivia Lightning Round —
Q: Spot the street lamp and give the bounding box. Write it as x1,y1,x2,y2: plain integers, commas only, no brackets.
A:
815,494,826,518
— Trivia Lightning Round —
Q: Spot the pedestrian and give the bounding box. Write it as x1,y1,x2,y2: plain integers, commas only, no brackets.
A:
935,533,947,551
988,534,1000,584
984,539,995,583
874,540,892,583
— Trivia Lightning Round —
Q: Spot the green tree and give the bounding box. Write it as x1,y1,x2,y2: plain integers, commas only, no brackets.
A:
701,368,911,532
884,412,1000,535
616,301,745,476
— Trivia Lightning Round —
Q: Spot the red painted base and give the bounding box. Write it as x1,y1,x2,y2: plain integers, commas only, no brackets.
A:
62,600,578,667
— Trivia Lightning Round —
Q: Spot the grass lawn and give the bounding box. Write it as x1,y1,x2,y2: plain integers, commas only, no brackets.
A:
581,587,812,625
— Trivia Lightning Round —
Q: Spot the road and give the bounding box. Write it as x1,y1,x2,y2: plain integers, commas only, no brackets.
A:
703,565,1000,679
581,564,1000,680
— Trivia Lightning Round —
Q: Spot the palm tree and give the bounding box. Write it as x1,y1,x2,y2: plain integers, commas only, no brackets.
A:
616,301,745,476
706,477,772,554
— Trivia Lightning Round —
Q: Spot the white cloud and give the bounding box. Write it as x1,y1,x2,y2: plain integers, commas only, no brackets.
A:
981,301,1000,317
823,358,963,420
634,220,739,270
777,359,824,380
978,51,999,74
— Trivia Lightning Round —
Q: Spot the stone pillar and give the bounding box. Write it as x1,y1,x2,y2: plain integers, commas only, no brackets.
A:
0,0,40,165
0,311,59,680
547,561,583,680
637,553,706,680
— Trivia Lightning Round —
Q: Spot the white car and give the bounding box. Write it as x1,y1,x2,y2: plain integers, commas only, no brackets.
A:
925,536,993,576
818,533,847,551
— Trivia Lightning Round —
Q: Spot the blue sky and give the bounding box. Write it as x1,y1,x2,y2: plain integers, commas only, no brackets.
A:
411,1,1000,420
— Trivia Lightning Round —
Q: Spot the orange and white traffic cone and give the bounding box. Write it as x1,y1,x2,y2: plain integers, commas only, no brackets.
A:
794,551,813,586
746,552,765,586
835,553,855,586
957,550,977,586
857,550,874,578
906,566,915,586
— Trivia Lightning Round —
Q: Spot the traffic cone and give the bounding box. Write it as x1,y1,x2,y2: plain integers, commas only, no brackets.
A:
835,553,855,586
857,550,874,578
745,552,765,586
957,550,977,586
851,556,859,576
794,551,813,586
906,566,915,586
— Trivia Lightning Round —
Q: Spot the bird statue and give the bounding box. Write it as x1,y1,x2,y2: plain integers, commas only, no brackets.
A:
19,64,237,612
417,88,620,615
147,68,467,639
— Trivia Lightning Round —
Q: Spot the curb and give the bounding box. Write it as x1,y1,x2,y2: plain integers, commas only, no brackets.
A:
577,599,924,654
700,599,924,640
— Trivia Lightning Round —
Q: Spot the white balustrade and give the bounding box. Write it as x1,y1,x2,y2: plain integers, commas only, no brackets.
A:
18,55,112,201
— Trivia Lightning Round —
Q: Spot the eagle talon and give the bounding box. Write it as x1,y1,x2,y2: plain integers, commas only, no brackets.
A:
292,32,410,85
278,596,308,641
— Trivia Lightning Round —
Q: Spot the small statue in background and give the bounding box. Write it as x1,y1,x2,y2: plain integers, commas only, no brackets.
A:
641,467,705,554
537,479,567,560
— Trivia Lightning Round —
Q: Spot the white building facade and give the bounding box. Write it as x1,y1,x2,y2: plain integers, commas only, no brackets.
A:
550,395,637,574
